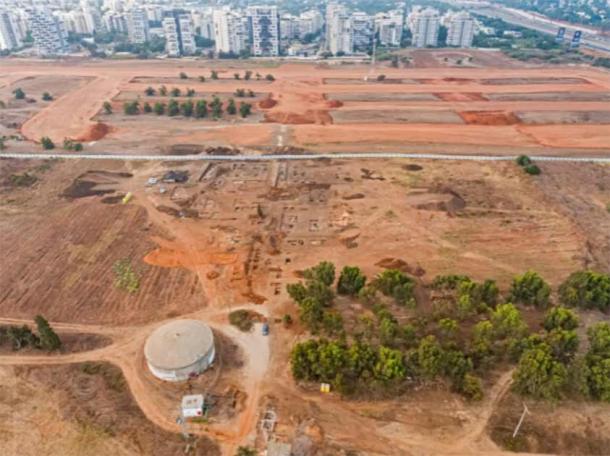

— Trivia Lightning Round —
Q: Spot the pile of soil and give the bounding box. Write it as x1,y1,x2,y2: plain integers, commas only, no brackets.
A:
459,110,520,126
77,122,111,141
166,144,203,155
375,258,426,277
259,97,278,109
62,180,115,199
326,99,343,108
443,77,473,84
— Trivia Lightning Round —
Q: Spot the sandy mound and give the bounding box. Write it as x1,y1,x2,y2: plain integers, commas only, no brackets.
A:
259,97,278,109
326,99,343,108
459,111,520,126
77,122,111,141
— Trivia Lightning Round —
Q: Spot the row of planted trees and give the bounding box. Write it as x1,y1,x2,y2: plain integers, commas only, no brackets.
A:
144,86,257,99
287,263,610,402
121,97,252,119
178,70,275,81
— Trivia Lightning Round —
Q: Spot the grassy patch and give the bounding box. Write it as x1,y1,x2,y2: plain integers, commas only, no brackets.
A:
9,173,38,187
112,258,140,293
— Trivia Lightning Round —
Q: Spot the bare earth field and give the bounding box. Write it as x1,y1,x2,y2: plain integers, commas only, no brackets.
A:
1,55,610,155
0,51,609,456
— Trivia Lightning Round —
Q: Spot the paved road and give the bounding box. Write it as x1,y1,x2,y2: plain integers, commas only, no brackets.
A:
1,152,610,163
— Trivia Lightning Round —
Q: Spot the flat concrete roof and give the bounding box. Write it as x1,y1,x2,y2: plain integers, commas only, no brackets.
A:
144,319,214,370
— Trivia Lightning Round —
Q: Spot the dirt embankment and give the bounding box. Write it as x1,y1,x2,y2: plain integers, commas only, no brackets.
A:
76,122,112,142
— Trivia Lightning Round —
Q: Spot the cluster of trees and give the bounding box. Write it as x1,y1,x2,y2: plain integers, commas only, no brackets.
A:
124,97,252,119
0,315,61,351
234,88,256,98
180,70,274,81
516,155,541,175
63,138,83,152
144,86,197,97
289,263,610,402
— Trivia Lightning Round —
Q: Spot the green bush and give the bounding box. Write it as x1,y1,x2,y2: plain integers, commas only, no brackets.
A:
513,343,567,401
509,271,551,309
228,309,254,332
558,270,610,313
516,155,531,166
40,136,55,150
337,266,366,296
112,258,140,293
524,164,541,175
543,306,579,331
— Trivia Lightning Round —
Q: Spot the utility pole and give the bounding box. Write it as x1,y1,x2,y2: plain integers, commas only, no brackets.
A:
512,402,530,439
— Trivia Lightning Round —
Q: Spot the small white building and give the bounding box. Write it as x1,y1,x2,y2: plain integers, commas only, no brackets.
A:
181,394,205,418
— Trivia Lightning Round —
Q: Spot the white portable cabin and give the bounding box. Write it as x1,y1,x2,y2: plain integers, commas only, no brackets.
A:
181,394,205,418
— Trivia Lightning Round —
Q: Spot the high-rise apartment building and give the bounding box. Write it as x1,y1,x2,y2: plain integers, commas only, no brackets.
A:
0,10,22,50
162,11,195,56
297,9,323,39
375,10,404,47
327,3,352,55
28,8,68,56
351,12,373,52
212,8,248,55
127,7,149,44
445,11,474,47
248,6,280,57
408,8,439,48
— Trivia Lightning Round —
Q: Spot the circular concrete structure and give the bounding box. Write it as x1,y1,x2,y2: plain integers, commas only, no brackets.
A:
144,319,215,382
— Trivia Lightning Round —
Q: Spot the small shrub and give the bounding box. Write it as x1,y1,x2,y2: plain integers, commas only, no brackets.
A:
516,155,531,166
112,259,140,293
229,309,254,331
40,136,55,150
42,92,53,101
524,164,541,175
179,72,188,79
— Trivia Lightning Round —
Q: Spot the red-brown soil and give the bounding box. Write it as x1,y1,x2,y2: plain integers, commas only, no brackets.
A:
459,110,521,125
77,121,112,141
435,92,488,102
258,97,278,109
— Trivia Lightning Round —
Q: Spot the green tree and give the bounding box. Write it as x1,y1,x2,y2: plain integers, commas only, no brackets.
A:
211,96,223,118
42,92,53,101
510,271,551,309
374,346,406,382
153,102,166,115
159,85,168,96
179,72,188,79
186,88,195,97
103,101,112,114
299,297,324,332
73,143,83,152
543,306,579,331
234,72,240,80
13,88,25,99
490,303,528,340
461,373,484,400
337,266,366,295
170,87,181,97
180,100,194,117
305,280,334,307
374,269,415,307
438,318,458,342
167,99,179,116
195,100,208,118
239,102,252,118
417,335,444,379
199,76,206,82
582,323,610,401
235,88,246,97
558,270,610,313
546,329,579,363
40,136,55,150
286,282,308,304
227,98,237,115
322,311,344,337
34,315,61,351
303,261,335,287
513,343,567,401
6,325,39,350
265,74,275,81
524,164,541,175
143,102,152,113
123,101,139,115
516,155,531,166
145,86,156,96
244,70,252,81
211,70,218,80
347,341,377,379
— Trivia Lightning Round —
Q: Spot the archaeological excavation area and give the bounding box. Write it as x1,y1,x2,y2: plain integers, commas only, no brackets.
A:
0,50,609,456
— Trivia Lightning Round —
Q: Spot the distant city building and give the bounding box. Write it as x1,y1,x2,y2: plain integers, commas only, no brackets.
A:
298,9,323,39
351,11,373,52
327,3,352,55
103,11,127,33
375,10,404,47
445,11,474,47
58,10,92,35
0,10,23,50
28,8,68,56
212,8,248,56
248,5,280,57
280,13,299,43
192,9,214,40
162,11,195,56
409,8,440,48
127,8,149,44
